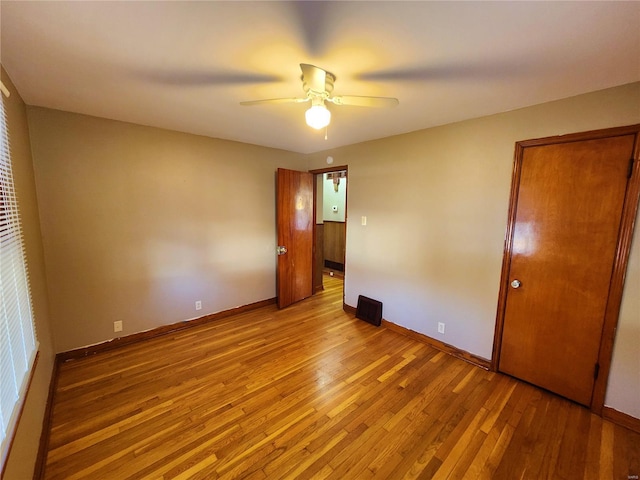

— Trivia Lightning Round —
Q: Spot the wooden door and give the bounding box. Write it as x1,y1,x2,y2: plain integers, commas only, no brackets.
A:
496,130,638,407
276,168,313,308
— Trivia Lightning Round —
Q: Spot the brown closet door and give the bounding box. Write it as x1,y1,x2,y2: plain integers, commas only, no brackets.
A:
498,134,634,406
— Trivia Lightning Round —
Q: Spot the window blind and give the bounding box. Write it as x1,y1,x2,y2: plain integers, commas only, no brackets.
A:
0,93,38,467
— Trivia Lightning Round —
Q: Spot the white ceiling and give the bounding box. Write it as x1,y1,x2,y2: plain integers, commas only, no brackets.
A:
1,1,639,154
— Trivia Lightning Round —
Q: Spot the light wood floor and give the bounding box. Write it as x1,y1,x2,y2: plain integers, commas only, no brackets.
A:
44,276,639,479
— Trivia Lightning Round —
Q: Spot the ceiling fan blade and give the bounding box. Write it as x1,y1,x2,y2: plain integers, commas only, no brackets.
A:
240,97,309,106
357,61,526,82
300,63,326,93
132,68,281,86
329,95,399,108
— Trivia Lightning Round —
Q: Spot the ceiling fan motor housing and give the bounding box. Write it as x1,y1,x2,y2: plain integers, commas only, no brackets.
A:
302,71,335,98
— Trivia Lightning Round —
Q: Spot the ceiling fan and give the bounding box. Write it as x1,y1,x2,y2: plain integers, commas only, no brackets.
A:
240,64,399,130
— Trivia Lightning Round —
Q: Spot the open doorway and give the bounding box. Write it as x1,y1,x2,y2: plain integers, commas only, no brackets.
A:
311,166,347,296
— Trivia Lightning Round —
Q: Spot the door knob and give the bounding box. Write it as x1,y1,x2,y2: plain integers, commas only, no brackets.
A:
510,279,521,289
276,246,287,255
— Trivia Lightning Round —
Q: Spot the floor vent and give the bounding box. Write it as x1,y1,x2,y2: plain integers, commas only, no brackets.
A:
356,295,383,327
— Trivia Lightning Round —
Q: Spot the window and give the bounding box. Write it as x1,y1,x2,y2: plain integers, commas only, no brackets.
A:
0,93,38,467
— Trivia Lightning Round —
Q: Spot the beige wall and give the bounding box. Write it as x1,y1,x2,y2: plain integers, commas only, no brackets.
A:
607,214,640,417
1,69,55,478
323,175,347,222
27,108,304,352
307,82,640,418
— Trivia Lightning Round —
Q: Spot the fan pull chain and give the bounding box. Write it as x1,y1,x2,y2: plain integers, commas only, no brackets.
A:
325,125,329,140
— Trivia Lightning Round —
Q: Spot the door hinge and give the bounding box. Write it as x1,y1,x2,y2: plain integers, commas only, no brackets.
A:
629,157,635,179
594,363,600,380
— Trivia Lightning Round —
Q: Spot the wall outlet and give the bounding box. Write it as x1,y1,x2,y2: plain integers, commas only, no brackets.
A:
114,320,123,333
437,322,445,334
195,300,202,311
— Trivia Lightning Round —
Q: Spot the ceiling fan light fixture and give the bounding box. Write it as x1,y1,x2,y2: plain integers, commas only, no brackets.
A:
241,64,398,131
305,104,331,130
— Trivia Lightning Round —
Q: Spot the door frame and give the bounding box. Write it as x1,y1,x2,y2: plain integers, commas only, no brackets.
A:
491,124,640,414
310,165,348,300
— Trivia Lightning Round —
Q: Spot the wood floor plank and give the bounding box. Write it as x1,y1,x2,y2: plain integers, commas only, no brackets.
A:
42,275,640,479
599,421,615,479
